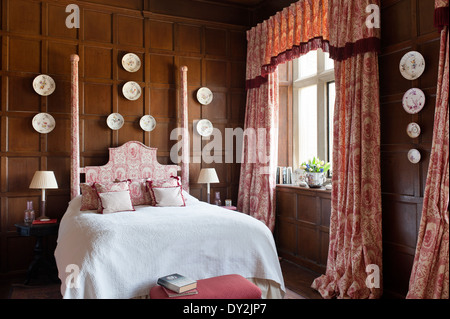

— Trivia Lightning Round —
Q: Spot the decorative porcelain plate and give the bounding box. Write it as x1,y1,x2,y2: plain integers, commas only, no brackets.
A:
408,149,421,164
122,81,142,100
399,51,425,80
107,113,124,130
33,74,56,96
196,87,213,105
139,115,156,132
402,88,425,114
196,119,214,137
32,113,56,134
406,122,421,138
122,53,141,73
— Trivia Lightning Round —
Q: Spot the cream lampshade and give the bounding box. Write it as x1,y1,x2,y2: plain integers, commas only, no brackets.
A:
29,171,58,220
197,168,219,204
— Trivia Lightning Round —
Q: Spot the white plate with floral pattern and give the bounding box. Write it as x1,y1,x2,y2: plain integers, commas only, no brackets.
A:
122,53,141,73
140,115,156,132
33,74,56,96
196,87,213,105
399,51,425,80
107,113,124,130
402,88,425,114
196,119,214,137
122,81,141,100
408,149,421,164
32,113,56,134
406,122,421,138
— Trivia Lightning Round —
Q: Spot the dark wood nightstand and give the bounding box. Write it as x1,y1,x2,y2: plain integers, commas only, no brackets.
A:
15,222,60,285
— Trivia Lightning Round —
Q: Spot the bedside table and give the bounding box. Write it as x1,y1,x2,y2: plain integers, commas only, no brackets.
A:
15,222,60,285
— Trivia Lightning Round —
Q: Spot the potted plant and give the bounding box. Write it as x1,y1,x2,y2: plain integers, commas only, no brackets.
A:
300,157,331,188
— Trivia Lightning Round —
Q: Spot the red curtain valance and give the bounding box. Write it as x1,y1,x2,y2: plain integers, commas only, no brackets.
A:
435,0,449,30
246,0,381,89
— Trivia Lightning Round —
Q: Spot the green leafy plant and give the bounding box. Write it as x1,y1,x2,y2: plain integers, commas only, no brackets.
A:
300,157,331,174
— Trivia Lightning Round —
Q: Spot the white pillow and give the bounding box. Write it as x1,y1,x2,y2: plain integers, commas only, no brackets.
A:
152,186,186,207
98,191,135,214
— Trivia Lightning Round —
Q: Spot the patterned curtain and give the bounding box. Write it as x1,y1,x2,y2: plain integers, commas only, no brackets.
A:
311,1,383,299
239,0,381,254
406,0,449,299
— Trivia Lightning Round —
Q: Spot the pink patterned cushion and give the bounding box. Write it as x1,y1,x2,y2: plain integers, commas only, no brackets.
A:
116,179,151,206
94,181,131,214
146,176,180,206
80,183,98,211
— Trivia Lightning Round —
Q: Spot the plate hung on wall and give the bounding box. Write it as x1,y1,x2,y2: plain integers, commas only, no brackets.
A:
399,51,425,80
122,53,141,73
139,115,156,132
196,87,213,105
402,88,425,114
196,119,214,137
107,113,124,130
32,113,56,134
406,122,421,138
407,148,421,164
33,74,56,96
122,81,142,101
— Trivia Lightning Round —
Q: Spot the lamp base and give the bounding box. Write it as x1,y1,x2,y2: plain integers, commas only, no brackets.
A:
38,200,50,221
38,215,50,221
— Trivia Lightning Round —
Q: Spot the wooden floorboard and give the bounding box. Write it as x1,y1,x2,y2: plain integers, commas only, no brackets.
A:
0,259,323,299
280,259,323,299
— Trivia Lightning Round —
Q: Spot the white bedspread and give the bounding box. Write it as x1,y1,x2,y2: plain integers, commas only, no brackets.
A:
55,194,285,299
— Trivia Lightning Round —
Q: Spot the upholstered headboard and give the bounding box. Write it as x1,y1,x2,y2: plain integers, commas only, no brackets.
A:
80,141,180,184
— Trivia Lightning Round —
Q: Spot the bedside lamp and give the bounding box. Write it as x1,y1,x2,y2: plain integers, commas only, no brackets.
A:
29,171,58,220
197,168,219,204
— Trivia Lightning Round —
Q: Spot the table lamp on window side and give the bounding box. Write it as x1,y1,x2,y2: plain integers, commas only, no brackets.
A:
197,168,219,204
29,171,58,220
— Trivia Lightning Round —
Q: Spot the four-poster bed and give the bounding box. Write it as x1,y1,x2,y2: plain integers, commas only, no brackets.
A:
54,54,285,299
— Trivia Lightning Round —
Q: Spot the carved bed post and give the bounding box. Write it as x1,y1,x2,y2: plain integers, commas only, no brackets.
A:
70,54,80,199
180,66,189,192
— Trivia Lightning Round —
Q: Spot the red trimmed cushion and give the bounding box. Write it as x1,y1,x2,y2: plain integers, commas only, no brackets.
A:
94,181,132,214
150,274,262,299
116,179,151,206
146,176,181,206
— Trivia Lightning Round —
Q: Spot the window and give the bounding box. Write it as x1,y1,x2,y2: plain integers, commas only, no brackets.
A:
293,49,335,173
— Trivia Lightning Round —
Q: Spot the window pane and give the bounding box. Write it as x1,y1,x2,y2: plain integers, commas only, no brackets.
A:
327,82,336,171
324,51,334,70
298,85,317,163
299,50,317,78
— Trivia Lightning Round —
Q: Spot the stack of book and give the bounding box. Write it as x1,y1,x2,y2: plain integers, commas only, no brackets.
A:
157,273,198,297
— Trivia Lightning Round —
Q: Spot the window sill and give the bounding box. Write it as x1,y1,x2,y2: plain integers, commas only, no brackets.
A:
276,183,331,193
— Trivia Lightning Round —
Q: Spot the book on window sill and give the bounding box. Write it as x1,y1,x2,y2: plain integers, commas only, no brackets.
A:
157,273,197,293
162,286,199,297
32,219,57,225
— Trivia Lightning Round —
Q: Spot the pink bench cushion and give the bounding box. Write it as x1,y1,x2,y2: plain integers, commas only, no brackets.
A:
150,274,262,299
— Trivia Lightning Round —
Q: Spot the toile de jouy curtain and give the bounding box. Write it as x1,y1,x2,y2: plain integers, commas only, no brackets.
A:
239,0,382,298
406,0,449,299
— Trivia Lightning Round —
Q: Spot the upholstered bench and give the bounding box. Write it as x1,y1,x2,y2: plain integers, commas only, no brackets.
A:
150,274,262,299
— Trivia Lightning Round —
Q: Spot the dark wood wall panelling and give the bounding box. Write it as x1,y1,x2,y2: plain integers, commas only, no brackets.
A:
379,0,440,298
0,0,247,276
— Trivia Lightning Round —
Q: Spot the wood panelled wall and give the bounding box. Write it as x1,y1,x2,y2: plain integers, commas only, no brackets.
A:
0,0,247,275
379,0,440,298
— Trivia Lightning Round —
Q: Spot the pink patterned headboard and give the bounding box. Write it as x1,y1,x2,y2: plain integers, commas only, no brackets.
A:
80,141,180,184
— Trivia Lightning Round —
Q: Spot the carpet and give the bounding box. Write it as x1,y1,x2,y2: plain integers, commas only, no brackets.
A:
9,283,62,299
